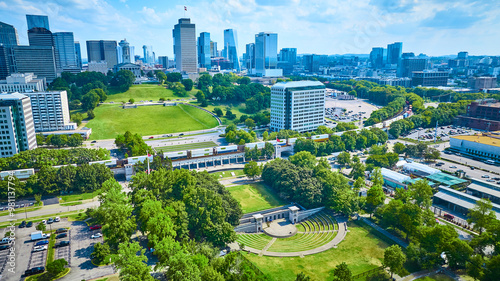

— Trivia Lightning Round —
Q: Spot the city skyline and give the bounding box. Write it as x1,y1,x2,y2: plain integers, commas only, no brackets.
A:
0,0,499,60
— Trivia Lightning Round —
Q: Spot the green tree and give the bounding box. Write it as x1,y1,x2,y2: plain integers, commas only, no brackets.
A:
36,222,46,231
350,162,366,179
213,107,223,117
110,69,135,91
262,142,275,159
181,78,194,91
393,142,406,154
81,90,100,111
289,151,317,169
384,245,406,278
409,179,433,209
91,242,111,264
371,167,384,186
332,262,353,281
468,198,496,234
244,161,262,180
295,272,311,281
167,72,182,82
337,152,351,167
129,98,135,104
46,258,68,276
71,113,84,126
36,134,45,145
467,255,484,281
114,241,154,281
67,134,83,147
34,194,42,205
245,118,256,129
366,184,385,216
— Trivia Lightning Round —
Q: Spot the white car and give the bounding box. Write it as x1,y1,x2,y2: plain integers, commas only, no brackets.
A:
33,245,47,252
54,217,60,222
41,220,47,224
91,233,103,239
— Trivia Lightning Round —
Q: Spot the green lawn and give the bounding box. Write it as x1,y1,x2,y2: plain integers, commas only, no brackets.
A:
86,104,218,140
227,182,286,213
156,141,218,153
417,274,455,281
106,84,192,102
191,102,267,125
244,221,393,281
60,190,100,203
211,169,245,179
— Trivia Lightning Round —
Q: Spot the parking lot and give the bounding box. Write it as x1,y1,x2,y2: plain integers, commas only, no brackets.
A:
324,98,378,124
28,243,47,269
55,229,71,266
401,125,480,142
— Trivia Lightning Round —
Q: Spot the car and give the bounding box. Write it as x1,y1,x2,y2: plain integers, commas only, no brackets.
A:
493,177,500,181
55,228,67,234
35,240,49,246
482,175,490,178
487,179,496,182
26,221,33,227
25,267,45,276
47,218,54,224
0,245,10,251
179,133,184,136
54,216,60,222
470,167,475,170
29,202,34,206
450,166,457,169
56,233,68,239
91,233,103,239
89,225,102,231
19,221,26,228
20,203,24,207
149,136,154,139
41,220,46,224
497,181,500,185
33,245,47,252
0,207,3,211
54,241,70,248
91,140,97,143
444,214,455,220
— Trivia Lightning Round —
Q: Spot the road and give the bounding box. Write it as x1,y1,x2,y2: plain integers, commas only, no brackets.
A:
429,159,499,181
440,153,500,175
0,201,100,224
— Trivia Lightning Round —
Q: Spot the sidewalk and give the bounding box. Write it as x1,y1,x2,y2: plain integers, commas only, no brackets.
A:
359,216,409,248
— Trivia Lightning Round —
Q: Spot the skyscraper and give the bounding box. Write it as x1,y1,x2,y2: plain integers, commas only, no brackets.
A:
0,21,19,79
397,57,427,78
210,41,217,57
223,29,239,71
302,54,320,73
0,92,37,157
27,27,54,47
172,18,197,73
197,32,211,69
13,45,58,82
387,42,402,65
75,41,82,69
53,32,78,69
158,56,169,68
254,32,281,77
118,39,131,63
279,48,297,65
370,47,384,68
245,43,255,71
26,15,49,31
86,40,118,69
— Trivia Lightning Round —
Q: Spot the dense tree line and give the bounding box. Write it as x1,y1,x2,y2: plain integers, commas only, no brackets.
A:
393,142,440,161
0,147,110,171
224,124,258,145
0,163,113,199
87,170,269,280
197,73,270,114
115,131,152,157
36,133,83,148
262,156,359,213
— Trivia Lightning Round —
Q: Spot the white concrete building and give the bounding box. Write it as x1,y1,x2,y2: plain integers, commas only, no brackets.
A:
87,61,108,74
0,73,46,92
113,63,140,79
270,81,326,133
0,93,37,157
23,91,76,132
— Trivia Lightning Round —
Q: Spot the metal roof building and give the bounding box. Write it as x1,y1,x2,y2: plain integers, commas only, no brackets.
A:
403,162,441,177
433,186,500,219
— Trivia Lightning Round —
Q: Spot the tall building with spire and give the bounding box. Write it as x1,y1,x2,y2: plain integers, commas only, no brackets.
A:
172,18,197,73
118,39,131,63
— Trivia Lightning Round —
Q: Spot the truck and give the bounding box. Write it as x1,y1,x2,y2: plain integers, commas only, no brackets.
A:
31,231,48,241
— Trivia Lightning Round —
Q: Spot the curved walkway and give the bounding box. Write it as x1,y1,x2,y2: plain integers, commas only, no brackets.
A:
242,215,348,257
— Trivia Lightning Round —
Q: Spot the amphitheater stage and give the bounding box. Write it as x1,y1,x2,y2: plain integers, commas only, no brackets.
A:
263,218,297,238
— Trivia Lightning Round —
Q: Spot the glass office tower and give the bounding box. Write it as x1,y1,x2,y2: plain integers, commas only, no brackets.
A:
26,15,50,31
254,32,281,76
197,32,211,69
223,29,240,71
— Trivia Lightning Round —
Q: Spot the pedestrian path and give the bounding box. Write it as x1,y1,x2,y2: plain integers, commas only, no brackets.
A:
359,217,409,248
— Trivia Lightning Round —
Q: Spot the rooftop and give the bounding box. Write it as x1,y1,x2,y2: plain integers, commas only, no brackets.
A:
426,172,468,187
451,134,500,148
381,168,411,183
0,92,28,100
271,81,325,90
402,162,441,175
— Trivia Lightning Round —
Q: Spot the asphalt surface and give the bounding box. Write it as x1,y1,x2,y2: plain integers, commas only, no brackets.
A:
401,126,480,142
0,201,100,224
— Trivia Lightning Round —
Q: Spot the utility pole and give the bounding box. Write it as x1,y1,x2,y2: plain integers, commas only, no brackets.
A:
434,121,438,143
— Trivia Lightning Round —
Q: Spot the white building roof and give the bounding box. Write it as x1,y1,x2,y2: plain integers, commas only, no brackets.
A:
403,162,440,175
271,80,325,90
381,168,411,183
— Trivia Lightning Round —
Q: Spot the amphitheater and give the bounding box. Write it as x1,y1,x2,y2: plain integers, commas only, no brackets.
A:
234,205,348,257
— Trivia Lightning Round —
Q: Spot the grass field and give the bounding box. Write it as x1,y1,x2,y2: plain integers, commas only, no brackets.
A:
191,102,267,125
211,169,245,179
86,104,218,140
227,183,286,213
156,141,218,153
244,221,393,281
106,84,194,102
60,190,100,203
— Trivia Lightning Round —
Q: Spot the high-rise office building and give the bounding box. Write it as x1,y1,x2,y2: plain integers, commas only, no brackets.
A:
279,48,297,65
245,43,255,70
197,32,211,69
158,56,169,68
13,45,57,82
118,39,131,63
27,27,60,71
210,41,217,57
172,18,197,73
0,21,19,79
223,29,240,71
254,32,281,77
0,73,46,92
302,54,320,73
142,45,154,64
412,71,448,87
26,15,49,31
75,41,82,69
397,57,427,78
53,32,78,69
458,52,468,60
370,47,384,68
86,40,118,69
0,92,37,157
270,81,326,133
24,90,75,132
387,42,402,65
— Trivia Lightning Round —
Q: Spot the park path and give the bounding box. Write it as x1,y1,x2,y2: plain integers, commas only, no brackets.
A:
242,215,348,257
359,216,409,248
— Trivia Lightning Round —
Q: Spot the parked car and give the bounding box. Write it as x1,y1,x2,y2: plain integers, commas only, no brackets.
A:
41,220,47,224
470,167,475,170
54,241,70,248
91,233,103,239
26,221,33,228
91,140,97,143
19,221,26,228
56,233,68,239
25,267,45,276
444,214,455,220
482,175,490,178
89,225,102,231
54,217,60,222
35,240,49,246
55,228,67,234
487,179,495,182
450,166,457,169
33,245,47,252
149,136,154,139
0,245,10,251
47,218,54,224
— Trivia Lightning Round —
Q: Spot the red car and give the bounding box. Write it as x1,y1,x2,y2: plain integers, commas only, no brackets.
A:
89,225,102,231
149,136,154,139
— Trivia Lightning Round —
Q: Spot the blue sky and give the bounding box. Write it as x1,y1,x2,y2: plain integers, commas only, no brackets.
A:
1,0,499,60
